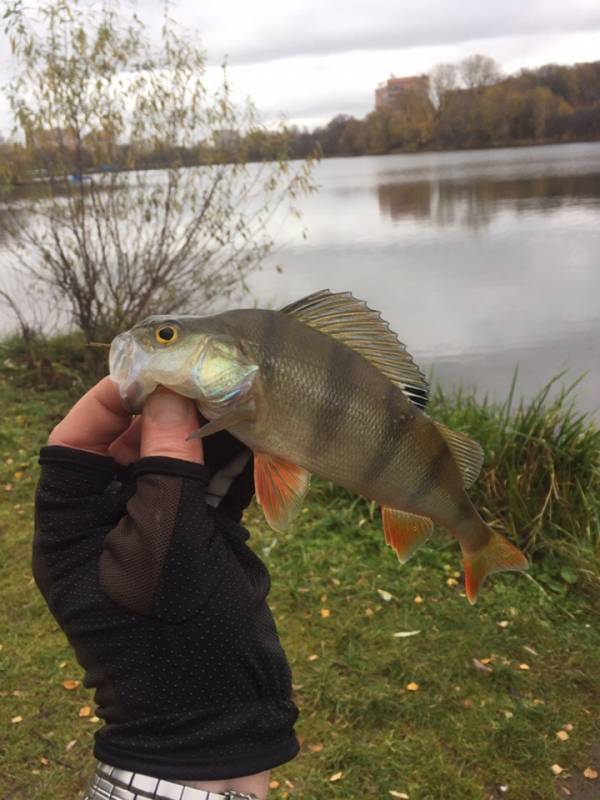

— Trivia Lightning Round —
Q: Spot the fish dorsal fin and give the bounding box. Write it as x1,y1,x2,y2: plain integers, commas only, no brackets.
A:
433,420,484,488
281,290,429,409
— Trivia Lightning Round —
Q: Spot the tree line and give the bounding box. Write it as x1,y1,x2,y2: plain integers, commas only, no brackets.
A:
284,56,600,159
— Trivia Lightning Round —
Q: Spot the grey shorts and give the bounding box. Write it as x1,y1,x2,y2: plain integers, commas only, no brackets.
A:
81,761,258,800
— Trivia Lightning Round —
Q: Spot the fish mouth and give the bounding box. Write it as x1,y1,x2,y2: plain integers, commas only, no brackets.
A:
109,331,157,413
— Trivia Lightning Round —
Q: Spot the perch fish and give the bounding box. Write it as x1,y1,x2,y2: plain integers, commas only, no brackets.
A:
109,290,528,603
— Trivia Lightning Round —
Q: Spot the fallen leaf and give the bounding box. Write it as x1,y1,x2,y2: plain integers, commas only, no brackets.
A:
320,593,327,603
285,780,294,788
269,780,280,789
503,710,514,719
406,682,419,691
320,608,330,619
473,658,493,673
446,577,458,587
59,661,68,669
523,645,538,656
551,764,563,775
414,595,424,604
583,768,598,780
329,772,343,782
563,723,574,732
365,607,374,616
31,769,40,775
393,630,421,638
556,730,569,741
518,663,530,671
4,484,13,492
14,471,23,480
79,706,92,718
462,699,474,709
62,679,80,690
65,739,77,752
389,792,409,799
308,654,319,661
497,620,510,628
308,743,323,753
377,589,394,602
480,657,493,665
332,578,341,586
39,757,49,766
89,716,100,723
11,715,23,724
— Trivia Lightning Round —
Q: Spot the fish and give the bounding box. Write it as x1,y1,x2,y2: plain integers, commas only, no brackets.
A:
109,289,528,603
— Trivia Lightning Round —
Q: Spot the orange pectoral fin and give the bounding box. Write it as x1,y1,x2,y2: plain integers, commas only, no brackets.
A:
381,507,433,563
254,452,311,533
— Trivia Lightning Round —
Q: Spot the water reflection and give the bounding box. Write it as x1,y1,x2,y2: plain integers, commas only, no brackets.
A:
377,172,600,229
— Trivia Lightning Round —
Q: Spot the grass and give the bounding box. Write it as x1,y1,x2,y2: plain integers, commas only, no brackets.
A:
0,338,599,800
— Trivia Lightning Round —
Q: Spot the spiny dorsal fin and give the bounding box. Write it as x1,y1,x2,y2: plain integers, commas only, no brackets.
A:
433,420,484,488
281,290,429,409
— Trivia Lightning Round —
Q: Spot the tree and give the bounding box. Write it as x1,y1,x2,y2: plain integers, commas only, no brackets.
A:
429,63,458,109
459,54,501,91
1,0,315,339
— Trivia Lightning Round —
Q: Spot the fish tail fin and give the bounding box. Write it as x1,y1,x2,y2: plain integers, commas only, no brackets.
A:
461,527,528,604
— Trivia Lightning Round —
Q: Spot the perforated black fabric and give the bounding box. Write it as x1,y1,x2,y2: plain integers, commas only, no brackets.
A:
33,443,299,781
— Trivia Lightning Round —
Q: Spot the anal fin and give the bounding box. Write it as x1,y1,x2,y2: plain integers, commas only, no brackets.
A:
254,452,311,533
381,507,433,563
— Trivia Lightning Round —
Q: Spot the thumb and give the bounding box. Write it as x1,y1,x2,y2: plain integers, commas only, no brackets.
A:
140,387,203,463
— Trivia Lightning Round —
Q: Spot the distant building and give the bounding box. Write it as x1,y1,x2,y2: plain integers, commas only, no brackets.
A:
375,75,430,111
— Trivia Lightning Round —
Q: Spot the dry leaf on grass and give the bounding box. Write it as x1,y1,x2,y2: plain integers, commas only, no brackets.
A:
556,730,569,741
308,743,323,753
329,772,343,782
583,768,598,780
11,715,23,724
377,589,394,602
393,630,421,638
308,654,319,662
389,792,409,799
62,679,80,690
551,764,563,775
473,658,493,673
518,663,530,671
406,682,419,691
79,706,92,718
320,608,330,619
414,595,424,604
65,739,77,752
563,723,574,732
269,780,279,789
39,757,49,766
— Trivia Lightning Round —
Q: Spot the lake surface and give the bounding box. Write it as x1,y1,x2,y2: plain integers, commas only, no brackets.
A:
2,142,600,416
250,142,600,417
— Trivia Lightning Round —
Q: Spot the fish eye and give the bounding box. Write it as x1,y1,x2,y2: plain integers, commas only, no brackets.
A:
155,325,178,345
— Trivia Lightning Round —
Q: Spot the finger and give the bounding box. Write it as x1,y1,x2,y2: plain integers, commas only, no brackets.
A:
49,377,132,454
108,415,143,465
140,387,204,463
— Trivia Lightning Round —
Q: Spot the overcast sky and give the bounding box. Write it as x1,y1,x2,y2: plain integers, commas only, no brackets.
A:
2,0,600,136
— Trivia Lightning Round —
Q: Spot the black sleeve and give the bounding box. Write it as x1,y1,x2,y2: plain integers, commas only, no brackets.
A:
98,457,228,621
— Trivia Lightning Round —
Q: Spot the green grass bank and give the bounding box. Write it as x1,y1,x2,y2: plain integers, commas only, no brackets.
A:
1,336,599,800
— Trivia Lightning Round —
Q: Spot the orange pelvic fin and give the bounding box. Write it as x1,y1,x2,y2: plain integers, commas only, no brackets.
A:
254,452,311,533
462,531,528,604
381,507,433,563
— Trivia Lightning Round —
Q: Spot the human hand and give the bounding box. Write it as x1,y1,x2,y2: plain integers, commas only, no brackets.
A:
48,376,203,463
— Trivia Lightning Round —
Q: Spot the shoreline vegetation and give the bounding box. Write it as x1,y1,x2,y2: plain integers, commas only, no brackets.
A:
2,56,599,186
1,334,599,799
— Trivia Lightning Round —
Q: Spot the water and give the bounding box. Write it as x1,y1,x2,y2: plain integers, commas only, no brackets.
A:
249,142,600,416
2,142,600,415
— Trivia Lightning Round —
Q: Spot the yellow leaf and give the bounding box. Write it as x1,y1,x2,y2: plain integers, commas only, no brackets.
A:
446,577,458,587
308,654,319,661
377,589,393,602
556,730,569,741
14,471,23,480
59,661,67,669
563,723,574,732
320,593,327,603
40,757,49,766
406,682,419,691
518,663,530,671
389,792,409,799
497,620,510,628
365,607,374,616
4,484,13,492
79,706,92,718
308,742,324,753
414,595,424,604
11,715,23,724
583,768,598,780
329,771,343,782
551,764,563,775
269,780,280,789
65,739,77,752
320,608,330,619
62,679,80,690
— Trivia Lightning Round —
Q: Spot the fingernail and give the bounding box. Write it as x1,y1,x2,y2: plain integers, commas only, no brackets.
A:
145,389,191,424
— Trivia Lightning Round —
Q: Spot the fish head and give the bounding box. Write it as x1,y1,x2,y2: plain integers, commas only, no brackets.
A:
109,315,258,415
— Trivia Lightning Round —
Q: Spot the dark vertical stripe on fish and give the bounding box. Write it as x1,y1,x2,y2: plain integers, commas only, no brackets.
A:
309,339,354,459
407,441,452,509
360,382,402,489
260,311,280,389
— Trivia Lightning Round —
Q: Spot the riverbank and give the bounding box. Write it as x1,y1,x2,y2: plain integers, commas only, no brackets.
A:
1,335,599,799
